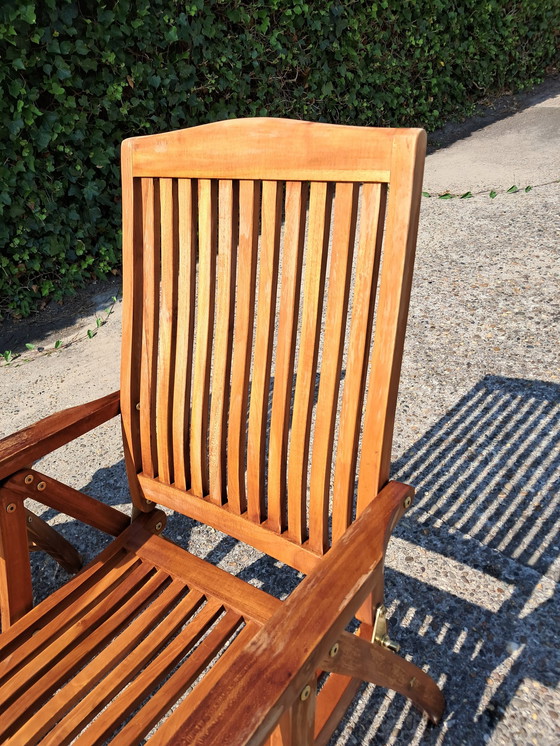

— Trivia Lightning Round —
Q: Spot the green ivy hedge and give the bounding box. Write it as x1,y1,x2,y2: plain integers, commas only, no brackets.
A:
1,0,558,317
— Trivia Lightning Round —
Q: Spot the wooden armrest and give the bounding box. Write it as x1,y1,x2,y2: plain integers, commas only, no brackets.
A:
0,391,120,482
155,481,413,746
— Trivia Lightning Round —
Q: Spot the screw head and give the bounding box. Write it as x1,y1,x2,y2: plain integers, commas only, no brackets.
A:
136,402,141,410
403,495,412,509
145,499,153,505
24,474,34,485
154,521,163,532
6,503,16,513
300,685,311,701
27,515,33,523
37,481,46,491
329,642,339,658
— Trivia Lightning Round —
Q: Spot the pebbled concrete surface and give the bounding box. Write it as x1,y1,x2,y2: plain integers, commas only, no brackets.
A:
1,79,559,744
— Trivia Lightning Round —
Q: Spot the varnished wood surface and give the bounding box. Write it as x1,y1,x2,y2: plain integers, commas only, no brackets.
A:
0,391,120,482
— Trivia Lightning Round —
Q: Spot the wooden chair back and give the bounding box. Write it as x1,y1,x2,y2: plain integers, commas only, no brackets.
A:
120,118,426,573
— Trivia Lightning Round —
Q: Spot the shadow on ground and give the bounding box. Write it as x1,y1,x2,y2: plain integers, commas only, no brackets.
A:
333,375,559,744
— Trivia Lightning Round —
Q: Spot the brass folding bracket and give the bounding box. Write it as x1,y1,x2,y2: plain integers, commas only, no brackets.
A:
372,604,400,653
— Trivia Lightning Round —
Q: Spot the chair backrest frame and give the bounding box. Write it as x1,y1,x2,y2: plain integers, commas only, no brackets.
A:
120,118,426,573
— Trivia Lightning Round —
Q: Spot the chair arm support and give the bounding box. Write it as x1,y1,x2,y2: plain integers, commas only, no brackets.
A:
156,480,414,746
0,391,120,482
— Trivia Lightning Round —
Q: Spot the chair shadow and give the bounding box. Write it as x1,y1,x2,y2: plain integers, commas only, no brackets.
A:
331,374,559,744
28,374,559,743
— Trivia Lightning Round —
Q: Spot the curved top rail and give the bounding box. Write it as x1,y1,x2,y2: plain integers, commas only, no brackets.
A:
123,117,424,182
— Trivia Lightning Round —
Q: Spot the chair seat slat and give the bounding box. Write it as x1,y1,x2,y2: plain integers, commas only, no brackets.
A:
6,572,176,745
38,591,208,746
114,609,243,745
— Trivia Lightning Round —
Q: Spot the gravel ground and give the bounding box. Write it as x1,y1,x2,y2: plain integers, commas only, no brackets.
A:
1,81,558,744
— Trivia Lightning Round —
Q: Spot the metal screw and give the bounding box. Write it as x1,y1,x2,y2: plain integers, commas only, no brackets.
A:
24,474,34,485
403,495,412,509
136,402,141,410
37,481,46,491
154,521,163,532
145,499,153,505
300,685,311,701
28,515,33,524
6,503,16,513
329,642,339,658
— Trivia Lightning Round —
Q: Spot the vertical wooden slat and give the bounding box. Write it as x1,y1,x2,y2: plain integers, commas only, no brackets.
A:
227,180,260,514
246,180,282,522
308,182,359,553
172,179,197,491
139,178,160,478
357,132,426,513
267,181,308,533
209,180,237,504
120,140,148,509
287,181,332,544
190,179,217,497
156,178,179,485
119,146,140,471
331,183,387,544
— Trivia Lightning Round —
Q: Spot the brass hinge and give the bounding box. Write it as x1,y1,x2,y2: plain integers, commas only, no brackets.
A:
372,604,400,653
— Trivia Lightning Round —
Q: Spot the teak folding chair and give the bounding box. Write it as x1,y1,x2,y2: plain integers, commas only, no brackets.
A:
0,118,444,744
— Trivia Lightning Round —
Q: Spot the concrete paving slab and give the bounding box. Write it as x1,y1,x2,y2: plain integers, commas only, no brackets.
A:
1,82,559,744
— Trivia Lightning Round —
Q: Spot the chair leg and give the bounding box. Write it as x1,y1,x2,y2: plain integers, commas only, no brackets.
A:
320,630,445,724
266,677,317,746
0,491,33,629
26,508,82,574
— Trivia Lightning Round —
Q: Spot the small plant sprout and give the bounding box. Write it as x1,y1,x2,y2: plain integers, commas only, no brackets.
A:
2,350,13,363
507,185,519,193
25,343,35,350
54,340,62,349
524,185,533,192
489,190,497,198
87,329,95,339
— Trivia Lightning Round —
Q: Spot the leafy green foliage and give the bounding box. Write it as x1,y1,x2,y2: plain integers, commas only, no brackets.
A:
1,0,558,317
